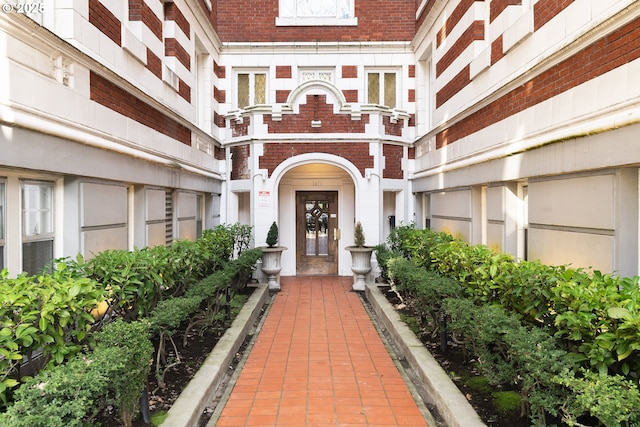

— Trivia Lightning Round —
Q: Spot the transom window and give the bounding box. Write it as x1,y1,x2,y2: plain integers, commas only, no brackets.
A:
367,71,398,109
277,0,357,26
237,71,267,109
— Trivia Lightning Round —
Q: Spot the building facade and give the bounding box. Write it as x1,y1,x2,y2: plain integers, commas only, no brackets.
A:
0,0,639,278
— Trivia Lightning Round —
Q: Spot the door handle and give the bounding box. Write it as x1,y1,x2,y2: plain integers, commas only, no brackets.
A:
334,228,341,240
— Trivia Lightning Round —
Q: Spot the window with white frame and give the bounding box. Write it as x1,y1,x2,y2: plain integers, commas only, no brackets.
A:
21,181,55,275
0,180,5,271
277,0,356,26
367,71,398,108
237,71,267,109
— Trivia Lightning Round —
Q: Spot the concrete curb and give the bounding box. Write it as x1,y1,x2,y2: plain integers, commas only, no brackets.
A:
365,283,487,427
160,283,270,427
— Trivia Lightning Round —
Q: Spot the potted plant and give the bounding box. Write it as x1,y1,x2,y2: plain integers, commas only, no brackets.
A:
260,221,286,291
345,221,374,291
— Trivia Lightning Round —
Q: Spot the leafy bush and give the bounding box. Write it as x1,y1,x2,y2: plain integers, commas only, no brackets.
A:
387,228,640,426
387,257,462,336
94,320,153,427
0,320,152,427
147,247,261,387
556,369,640,427
0,265,105,404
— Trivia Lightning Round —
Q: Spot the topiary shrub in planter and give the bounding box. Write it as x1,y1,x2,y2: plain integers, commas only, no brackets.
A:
260,222,286,291
345,221,374,292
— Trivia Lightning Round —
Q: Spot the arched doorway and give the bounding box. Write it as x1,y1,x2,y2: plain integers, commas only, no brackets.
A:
275,162,356,276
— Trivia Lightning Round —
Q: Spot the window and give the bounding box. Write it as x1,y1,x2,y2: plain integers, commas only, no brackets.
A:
21,181,54,274
237,72,267,109
367,71,397,108
277,0,356,26
196,195,204,238
0,181,5,271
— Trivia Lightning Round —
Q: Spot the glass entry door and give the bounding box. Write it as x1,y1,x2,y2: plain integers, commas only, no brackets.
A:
296,191,338,275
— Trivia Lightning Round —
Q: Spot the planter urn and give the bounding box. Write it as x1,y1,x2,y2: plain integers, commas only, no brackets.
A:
260,246,286,291
346,246,374,291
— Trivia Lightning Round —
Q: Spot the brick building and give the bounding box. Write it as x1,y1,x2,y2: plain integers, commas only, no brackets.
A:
0,0,639,277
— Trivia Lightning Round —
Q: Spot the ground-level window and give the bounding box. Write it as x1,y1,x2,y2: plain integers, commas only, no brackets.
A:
0,180,5,270
237,72,267,109
367,71,397,108
196,194,204,238
21,181,54,274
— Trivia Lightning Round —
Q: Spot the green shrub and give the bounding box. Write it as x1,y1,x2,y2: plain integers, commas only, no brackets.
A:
556,369,640,427
0,320,152,427
0,265,105,404
398,228,640,425
0,350,117,427
94,320,153,427
266,222,279,247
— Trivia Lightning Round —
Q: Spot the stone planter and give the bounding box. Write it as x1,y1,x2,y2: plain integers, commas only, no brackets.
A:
260,246,286,291
345,246,374,291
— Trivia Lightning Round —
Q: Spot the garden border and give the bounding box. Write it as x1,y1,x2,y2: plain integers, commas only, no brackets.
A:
160,283,270,427
365,283,486,427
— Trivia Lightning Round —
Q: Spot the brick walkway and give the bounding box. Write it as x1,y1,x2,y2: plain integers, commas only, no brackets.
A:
212,276,430,427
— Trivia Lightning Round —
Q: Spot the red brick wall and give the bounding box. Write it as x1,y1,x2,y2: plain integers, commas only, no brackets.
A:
214,111,225,128
408,65,415,78
264,95,369,134
276,90,290,103
534,0,574,31
490,0,521,23
231,145,250,180
416,0,436,31
342,66,358,78
146,48,162,79
165,38,191,71
90,71,191,146
89,0,121,46
436,0,478,47
383,144,403,179
164,2,191,39
383,116,404,137
178,79,191,102
197,0,217,31
436,20,484,77
214,86,226,103
214,60,226,78
214,145,226,161
260,142,374,176
216,0,415,42
231,116,251,138
491,35,505,64
276,66,292,78
436,65,470,107
436,17,640,148
129,0,162,40
343,90,358,103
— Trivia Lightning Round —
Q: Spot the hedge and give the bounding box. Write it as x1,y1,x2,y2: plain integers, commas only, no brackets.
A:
378,225,640,426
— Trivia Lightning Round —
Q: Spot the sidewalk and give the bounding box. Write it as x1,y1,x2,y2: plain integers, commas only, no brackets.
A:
211,276,430,427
